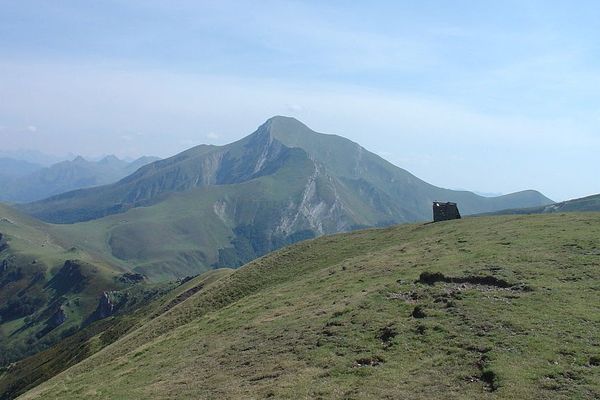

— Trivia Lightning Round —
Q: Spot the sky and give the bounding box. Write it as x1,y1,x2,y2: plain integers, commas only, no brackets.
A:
0,1,599,201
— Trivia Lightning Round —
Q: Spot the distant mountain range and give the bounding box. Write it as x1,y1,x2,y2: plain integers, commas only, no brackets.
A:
0,155,159,203
0,158,43,178
0,149,69,167
16,116,553,278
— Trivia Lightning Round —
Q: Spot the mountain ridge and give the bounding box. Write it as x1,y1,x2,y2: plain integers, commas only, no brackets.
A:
14,117,553,278
19,116,552,224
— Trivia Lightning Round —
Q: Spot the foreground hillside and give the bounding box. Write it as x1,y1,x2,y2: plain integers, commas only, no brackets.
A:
0,269,232,399
19,117,553,278
17,213,600,399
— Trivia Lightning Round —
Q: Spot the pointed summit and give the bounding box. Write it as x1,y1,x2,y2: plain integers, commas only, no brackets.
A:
263,115,313,137
20,118,552,232
99,155,121,165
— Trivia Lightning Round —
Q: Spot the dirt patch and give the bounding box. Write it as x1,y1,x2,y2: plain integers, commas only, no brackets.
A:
354,356,384,367
248,372,281,382
418,271,511,288
475,354,499,392
411,305,426,318
417,271,530,291
387,291,420,303
377,325,397,346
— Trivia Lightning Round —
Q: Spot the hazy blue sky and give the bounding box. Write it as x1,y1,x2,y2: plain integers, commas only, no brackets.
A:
1,1,598,200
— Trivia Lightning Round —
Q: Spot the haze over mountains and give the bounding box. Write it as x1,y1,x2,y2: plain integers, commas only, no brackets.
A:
0,155,159,203
15,116,552,278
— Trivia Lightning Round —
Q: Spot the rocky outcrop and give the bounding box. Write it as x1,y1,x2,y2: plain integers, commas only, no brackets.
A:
35,306,67,338
45,307,66,330
117,272,146,285
0,233,7,252
46,260,88,296
84,291,117,325
95,291,116,319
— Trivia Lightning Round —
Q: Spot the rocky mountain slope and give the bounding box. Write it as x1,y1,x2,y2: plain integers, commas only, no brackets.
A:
9,213,600,399
16,117,553,278
20,117,552,224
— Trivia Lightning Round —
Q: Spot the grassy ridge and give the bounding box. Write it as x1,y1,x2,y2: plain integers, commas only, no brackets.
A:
19,213,600,399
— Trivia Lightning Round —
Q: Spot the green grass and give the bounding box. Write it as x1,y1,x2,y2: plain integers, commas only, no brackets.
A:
0,204,126,366
47,160,316,280
18,213,600,399
0,268,232,399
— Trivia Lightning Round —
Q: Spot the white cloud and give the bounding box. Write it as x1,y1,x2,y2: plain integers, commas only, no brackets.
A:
27,125,37,132
284,104,303,113
206,132,219,140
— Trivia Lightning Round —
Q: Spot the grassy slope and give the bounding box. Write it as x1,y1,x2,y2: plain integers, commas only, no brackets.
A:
0,268,232,400
47,150,318,280
0,204,126,365
0,204,118,275
20,213,600,399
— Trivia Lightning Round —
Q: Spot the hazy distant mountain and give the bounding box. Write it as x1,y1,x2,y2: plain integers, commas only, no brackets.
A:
0,155,159,203
488,193,600,215
0,150,68,167
0,158,44,178
18,117,553,278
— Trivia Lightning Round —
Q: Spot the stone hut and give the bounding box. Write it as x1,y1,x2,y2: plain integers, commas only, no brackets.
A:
433,202,461,222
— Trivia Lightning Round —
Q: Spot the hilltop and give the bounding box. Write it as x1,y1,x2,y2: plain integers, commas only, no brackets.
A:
16,117,553,279
10,213,600,399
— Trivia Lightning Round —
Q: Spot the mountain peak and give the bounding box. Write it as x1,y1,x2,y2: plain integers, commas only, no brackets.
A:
262,115,311,134
99,155,121,164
